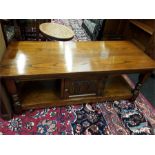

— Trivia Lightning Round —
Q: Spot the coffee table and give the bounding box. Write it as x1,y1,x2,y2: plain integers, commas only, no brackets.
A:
39,22,75,41
0,41,155,115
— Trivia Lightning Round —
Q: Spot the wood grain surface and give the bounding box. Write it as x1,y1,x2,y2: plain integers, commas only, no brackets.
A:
0,41,155,78
20,75,132,110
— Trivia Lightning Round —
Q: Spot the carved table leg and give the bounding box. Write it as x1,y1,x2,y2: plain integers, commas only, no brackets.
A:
130,72,151,102
4,79,22,114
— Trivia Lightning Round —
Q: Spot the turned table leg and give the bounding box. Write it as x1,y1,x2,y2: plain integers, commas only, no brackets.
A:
130,72,151,102
4,79,22,114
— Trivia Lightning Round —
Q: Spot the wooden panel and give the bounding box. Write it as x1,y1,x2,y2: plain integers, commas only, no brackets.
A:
0,23,6,61
20,76,132,110
123,19,155,62
63,77,105,98
19,79,61,106
0,41,155,78
129,25,151,50
103,20,128,40
104,75,132,98
145,32,155,59
104,20,122,34
129,20,154,35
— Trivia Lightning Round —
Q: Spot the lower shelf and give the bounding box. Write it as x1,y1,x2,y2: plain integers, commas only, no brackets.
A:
20,75,133,110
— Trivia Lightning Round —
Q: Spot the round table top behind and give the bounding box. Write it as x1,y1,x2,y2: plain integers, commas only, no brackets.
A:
39,22,75,41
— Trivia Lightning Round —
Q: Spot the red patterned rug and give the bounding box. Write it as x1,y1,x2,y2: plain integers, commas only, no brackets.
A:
0,75,155,135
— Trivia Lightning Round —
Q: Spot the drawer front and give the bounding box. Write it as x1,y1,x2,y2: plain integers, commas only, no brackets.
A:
62,77,106,99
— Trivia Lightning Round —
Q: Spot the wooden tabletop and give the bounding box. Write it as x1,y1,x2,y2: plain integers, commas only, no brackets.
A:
39,23,75,41
0,41,155,78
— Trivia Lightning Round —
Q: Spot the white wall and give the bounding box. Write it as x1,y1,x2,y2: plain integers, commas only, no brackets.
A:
0,23,6,61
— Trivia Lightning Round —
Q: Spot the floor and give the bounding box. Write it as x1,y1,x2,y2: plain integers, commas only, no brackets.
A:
129,74,155,107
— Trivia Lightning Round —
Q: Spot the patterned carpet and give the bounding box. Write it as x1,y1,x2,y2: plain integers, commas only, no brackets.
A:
0,75,154,135
0,20,155,135
0,76,155,135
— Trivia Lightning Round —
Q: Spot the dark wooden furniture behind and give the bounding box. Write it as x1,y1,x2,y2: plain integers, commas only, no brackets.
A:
0,19,51,44
124,20,155,59
0,41,155,115
103,19,155,60
102,19,128,40
19,19,51,41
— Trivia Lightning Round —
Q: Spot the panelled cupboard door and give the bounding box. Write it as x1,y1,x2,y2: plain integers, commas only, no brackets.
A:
62,77,107,99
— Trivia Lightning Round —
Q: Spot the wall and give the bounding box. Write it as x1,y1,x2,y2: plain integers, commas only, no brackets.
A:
0,24,12,119
0,23,6,61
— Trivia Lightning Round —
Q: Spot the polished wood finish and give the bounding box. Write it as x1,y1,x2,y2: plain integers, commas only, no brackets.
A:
20,75,132,110
39,23,75,41
0,41,155,115
124,19,155,76
129,20,154,35
124,20,155,58
1,41,155,78
102,19,155,61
